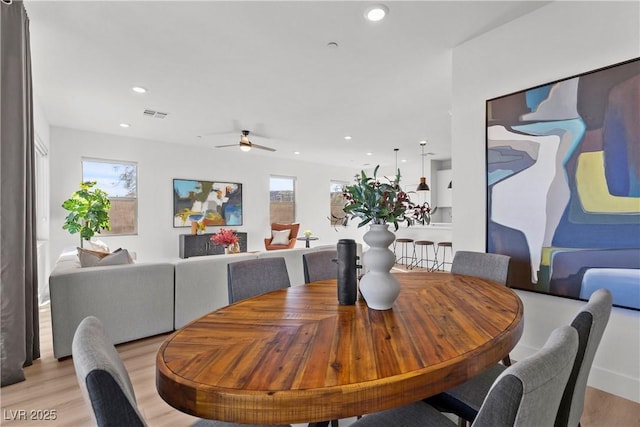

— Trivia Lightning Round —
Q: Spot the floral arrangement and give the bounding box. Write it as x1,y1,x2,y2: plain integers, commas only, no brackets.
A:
343,165,433,230
304,229,312,237
211,228,238,247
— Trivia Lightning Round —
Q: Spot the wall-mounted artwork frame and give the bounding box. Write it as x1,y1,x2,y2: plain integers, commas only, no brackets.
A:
173,179,243,227
486,58,640,311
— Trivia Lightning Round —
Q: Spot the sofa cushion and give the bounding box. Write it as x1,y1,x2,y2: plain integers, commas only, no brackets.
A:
173,253,259,329
49,260,175,359
271,229,291,245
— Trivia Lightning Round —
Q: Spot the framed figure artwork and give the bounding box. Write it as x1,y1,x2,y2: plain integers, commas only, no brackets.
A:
486,58,640,311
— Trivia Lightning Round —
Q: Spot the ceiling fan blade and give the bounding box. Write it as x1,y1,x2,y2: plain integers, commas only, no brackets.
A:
251,143,276,152
214,144,239,148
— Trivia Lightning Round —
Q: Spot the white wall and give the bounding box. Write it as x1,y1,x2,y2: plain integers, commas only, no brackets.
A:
451,1,639,401
48,127,364,266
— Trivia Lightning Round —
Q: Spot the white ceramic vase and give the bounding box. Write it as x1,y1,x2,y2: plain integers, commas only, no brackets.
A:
359,223,400,310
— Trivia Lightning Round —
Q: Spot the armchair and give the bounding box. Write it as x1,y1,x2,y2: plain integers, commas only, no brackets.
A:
264,223,300,250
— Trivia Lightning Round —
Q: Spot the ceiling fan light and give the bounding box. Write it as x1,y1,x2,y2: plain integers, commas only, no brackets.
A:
240,143,251,152
417,177,430,191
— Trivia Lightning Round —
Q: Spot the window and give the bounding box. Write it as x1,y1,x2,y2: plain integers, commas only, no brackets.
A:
330,181,349,226
82,158,137,235
269,176,295,224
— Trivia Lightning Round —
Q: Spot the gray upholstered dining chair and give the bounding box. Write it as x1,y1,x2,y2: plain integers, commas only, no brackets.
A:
72,316,290,427
227,257,291,304
349,325,579,427
451,250,512,365
428,288,613,427
450,250,511,285
303,250,338,283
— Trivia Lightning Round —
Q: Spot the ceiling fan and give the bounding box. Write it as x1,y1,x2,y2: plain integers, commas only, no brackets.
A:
215,130,276,152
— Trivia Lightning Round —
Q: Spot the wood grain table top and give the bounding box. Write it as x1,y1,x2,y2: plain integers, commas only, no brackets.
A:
156,272,524,424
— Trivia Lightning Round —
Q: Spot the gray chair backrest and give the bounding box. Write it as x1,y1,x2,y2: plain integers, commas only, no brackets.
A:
556,288,613,427
72,316,146,427
303,250,338,283
451,251,511,285
473,325,578,427
227,257,291,304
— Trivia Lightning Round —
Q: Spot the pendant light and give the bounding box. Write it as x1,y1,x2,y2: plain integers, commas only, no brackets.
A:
393,148,399,186
417,140,430,191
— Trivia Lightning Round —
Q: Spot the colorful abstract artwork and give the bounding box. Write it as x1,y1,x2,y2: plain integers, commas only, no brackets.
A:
486,58,640,311
173,179,243,227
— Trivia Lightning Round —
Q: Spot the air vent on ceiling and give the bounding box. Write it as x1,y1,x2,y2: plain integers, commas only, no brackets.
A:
143,109,168,119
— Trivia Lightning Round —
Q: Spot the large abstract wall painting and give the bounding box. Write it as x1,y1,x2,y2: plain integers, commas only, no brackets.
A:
173,179,243,227
486,58,640,310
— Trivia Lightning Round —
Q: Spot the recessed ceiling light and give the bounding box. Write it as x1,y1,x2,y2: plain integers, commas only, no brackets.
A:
119,123,130,128
401,159,407,163
344,136,352,140
365,4,388,22
132,86,147,94
366,152,373,156
327,42,339,49
294,151,300,155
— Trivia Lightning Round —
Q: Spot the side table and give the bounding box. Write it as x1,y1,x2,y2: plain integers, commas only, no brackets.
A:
297,236,319,248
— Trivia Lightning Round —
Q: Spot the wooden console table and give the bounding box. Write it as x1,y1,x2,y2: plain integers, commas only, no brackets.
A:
179,232,247,258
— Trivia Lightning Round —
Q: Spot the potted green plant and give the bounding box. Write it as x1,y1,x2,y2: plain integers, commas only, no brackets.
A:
342,165,432,230
62,181,111,247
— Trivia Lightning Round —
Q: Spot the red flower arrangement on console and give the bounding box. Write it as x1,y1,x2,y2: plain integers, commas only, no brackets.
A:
211,228,238,247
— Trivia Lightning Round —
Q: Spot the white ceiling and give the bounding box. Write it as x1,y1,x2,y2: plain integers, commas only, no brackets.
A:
26,0,549,174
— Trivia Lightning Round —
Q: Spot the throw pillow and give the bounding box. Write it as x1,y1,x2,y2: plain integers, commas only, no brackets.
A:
97,249,134,266
112,247,135,263
77,247,110,267
271,229,291,246
88,239,109,253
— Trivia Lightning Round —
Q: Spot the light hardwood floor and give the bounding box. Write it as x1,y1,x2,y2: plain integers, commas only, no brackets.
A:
1,303,638,427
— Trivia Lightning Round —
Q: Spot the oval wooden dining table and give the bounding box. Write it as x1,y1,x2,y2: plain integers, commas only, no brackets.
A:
156,272,524,425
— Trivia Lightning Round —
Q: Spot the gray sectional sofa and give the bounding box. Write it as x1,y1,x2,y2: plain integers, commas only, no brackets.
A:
49,245,345,359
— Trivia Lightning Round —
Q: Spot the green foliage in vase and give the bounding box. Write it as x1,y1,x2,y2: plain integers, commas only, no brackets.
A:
62,181,111,246
343,165,433,230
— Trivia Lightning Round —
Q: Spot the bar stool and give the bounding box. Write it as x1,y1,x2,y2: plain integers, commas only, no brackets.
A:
413,240,437,270
394,238,415,268
436,241,453,271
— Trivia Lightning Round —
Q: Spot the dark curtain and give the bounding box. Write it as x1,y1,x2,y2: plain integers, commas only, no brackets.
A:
1,0,40,387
